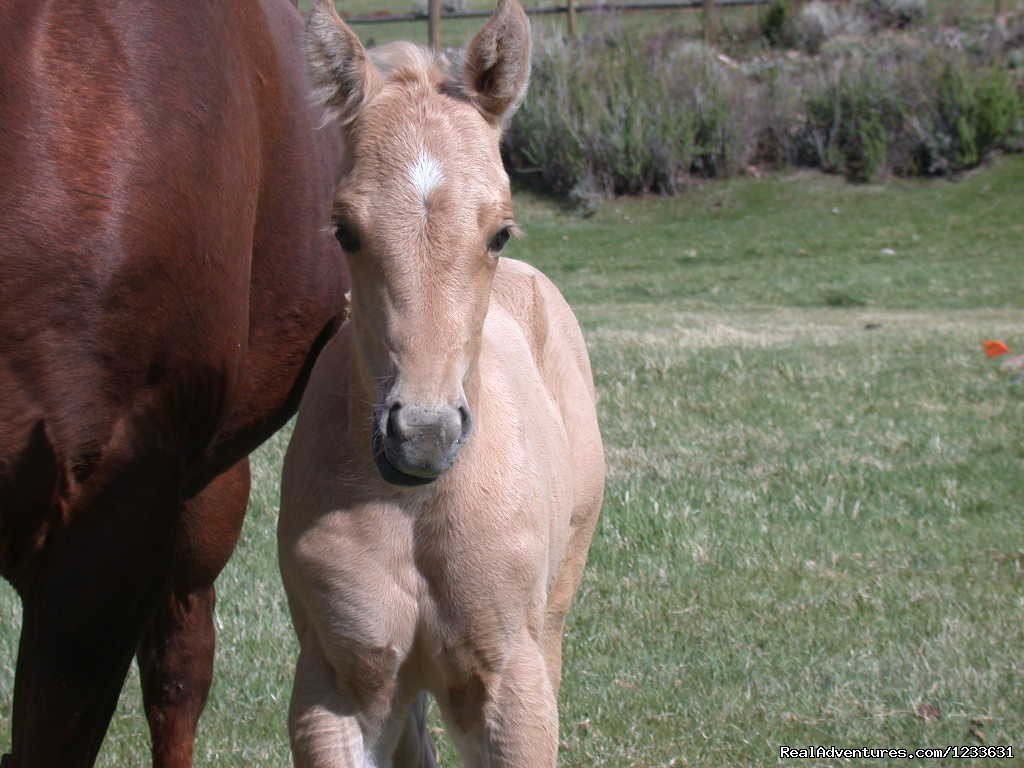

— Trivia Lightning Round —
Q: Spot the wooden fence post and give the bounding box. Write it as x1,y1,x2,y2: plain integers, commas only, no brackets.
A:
702,0,717,43
567,0,578,38
428,0,442,50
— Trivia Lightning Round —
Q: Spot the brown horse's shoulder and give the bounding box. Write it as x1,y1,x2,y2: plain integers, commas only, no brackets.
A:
0,0,346,499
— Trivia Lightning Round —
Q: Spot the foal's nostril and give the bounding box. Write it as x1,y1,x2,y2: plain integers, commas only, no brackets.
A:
385,401,405,440
458,405,473,442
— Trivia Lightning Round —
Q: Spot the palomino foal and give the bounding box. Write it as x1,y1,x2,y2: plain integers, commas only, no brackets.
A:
278,1,604,765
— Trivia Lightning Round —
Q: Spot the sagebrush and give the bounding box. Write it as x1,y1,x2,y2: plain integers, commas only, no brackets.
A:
802,41,1022,179
504,20,1022,195
505,28,747,196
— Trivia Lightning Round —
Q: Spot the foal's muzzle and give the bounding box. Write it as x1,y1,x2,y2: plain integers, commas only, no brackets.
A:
374,400,472,486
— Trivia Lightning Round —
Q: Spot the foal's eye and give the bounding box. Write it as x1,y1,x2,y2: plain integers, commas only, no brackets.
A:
488,227,512,254
334,221,361,252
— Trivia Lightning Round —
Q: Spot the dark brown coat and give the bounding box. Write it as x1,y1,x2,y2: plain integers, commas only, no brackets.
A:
0,1,346,765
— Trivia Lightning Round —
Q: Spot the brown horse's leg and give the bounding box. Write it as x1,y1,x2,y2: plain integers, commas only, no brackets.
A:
137,584,218,768
137,460,250,768
5,464,180,768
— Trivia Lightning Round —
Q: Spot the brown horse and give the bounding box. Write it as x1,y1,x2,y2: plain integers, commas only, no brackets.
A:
0,1,346,766
277,2,605,765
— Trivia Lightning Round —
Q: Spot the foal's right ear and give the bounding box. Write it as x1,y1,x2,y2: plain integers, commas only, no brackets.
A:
306,0,379,125
463,0,532,125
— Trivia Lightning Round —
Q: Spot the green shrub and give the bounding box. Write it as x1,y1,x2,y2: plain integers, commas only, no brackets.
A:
857,0,927,29
974,68,1020,154
938,62,980,167
793,2,870,55
802,42,1022,181
904,59,1021,175
748,64,806,167
502,25,1022,197
505,28,747,196
805,62,900,181
762,0,791,47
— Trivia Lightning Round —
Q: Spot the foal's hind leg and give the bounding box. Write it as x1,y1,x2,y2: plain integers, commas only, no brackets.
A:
137,460,250,768
392,694,439,768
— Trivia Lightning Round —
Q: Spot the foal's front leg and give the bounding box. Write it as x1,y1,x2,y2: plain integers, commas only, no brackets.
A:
289,635,432,768
447,635,559,768
290,640,370,768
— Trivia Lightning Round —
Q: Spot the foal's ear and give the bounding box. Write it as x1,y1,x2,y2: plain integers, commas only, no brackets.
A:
463,0,532,125
306,0,380,125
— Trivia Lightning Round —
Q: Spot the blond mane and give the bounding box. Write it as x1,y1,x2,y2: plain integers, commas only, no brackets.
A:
369,41,445,86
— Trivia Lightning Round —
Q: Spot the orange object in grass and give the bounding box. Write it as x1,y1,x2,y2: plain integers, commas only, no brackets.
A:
982,340,1010,358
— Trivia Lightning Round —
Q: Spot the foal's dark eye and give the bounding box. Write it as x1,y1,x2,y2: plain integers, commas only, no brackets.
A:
334,221,361,252
488,227,512,254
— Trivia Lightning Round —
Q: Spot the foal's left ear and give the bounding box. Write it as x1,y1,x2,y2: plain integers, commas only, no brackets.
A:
463,0,532,126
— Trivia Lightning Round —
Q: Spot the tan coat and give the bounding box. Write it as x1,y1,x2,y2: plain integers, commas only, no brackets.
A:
280,260,603,767
279,2,604,766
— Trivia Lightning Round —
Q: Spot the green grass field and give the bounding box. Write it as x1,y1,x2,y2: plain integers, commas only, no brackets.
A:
2,157,1023,765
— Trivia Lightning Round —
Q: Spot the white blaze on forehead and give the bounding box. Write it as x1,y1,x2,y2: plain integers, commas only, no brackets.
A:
408,151,445,204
